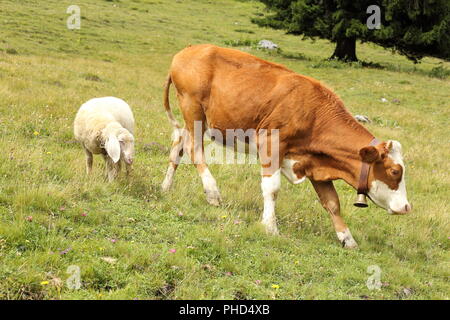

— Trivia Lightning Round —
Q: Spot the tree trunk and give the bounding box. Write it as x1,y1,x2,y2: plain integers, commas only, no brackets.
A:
330,38,358,62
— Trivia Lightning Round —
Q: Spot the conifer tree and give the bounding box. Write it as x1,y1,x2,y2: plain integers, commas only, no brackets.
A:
253,0,450,62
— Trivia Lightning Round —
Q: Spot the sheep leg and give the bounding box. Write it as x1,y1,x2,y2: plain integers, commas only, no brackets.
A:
103,155,120,182
102,154,109,180
125,161,132,178
84,147,93,175
109,160,121,182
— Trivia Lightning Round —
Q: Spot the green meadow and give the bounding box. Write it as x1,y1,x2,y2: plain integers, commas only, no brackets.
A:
0,0,449,299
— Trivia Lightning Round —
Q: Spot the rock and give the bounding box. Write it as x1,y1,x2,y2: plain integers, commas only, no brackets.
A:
202,264,213,271
402,287,412,296
258,40,278,50
355,115,371,123
50,277,64,288
101,257,117,264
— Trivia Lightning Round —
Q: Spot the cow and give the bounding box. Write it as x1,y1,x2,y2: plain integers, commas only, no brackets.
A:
161,44,411,248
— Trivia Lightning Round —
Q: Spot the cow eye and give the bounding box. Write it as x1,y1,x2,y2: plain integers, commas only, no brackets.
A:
390,169,400,176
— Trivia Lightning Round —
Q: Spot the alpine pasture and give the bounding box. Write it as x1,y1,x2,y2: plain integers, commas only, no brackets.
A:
0,0,449,299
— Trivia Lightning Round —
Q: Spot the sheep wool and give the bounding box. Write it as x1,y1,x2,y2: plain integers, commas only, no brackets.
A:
74,97,135,182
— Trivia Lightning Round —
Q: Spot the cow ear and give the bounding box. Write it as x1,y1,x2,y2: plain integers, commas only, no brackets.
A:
105,135,121,163
386,140,402,154
359,146,380,163
386,140,393,151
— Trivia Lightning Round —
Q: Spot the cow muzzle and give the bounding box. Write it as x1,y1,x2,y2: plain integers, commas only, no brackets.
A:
389,203,412,215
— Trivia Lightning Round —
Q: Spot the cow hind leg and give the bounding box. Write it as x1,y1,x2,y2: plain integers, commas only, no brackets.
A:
162,128,185,192
186,128,222,206
181,110,222,206
172,93,222,205
310,180,358,249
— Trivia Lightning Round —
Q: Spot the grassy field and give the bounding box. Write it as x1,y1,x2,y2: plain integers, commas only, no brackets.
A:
0,0,449,300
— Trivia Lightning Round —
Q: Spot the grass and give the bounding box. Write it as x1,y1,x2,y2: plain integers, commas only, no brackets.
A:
0,0,449,300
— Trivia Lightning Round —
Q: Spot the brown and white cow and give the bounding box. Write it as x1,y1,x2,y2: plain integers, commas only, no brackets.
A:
161,44,411,248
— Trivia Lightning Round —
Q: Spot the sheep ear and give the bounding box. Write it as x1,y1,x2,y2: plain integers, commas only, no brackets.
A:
105,135,121,163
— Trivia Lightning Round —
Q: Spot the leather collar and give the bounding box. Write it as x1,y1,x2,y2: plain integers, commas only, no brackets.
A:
357,138,379,195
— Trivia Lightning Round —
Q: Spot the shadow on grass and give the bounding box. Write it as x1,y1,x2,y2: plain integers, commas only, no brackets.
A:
224,38,448,79
266,49,311,61
314,58,450,80
119,175,162,202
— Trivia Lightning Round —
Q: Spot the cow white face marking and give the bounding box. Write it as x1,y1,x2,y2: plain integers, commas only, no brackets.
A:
281,159,306,184
367,141,411,214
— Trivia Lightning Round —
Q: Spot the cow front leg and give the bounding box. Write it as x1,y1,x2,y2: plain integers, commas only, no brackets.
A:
310,180,358,249
261,169,281,235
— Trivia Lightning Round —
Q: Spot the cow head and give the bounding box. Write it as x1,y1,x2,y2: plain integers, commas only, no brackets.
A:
359,140,411,215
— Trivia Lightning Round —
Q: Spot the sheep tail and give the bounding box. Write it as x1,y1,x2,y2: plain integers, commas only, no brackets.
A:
163,74,181,129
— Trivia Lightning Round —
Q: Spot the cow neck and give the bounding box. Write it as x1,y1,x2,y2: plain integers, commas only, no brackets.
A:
313,122,375,190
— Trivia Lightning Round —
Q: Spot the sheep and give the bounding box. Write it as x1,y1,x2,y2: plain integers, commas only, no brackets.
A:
74,97,135,182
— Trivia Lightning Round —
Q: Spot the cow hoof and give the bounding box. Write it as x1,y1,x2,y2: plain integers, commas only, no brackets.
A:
263,222,279,235
205,191,222,206
161,182,171,193
337,229,358,249
342,239,359,249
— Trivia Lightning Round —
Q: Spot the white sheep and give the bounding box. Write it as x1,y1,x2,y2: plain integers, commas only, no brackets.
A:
74,97,135,182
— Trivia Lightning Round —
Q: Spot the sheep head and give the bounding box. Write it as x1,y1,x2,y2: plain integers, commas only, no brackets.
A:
104,127,134,164
117,129,135,165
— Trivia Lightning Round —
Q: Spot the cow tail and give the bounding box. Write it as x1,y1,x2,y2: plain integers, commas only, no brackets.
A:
163,74,181,129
